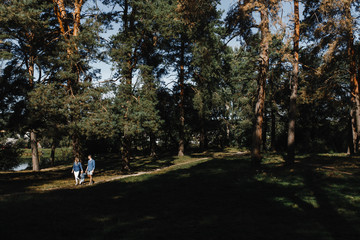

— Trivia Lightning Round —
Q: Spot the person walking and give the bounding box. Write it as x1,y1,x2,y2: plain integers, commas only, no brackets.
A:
71,157,83,185
85,154,95,185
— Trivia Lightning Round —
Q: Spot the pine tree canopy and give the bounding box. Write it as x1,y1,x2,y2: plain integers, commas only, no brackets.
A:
2,0,360,170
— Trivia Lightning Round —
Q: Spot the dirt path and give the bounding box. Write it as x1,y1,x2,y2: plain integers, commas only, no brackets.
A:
0,157,212,199
98,157,211,183
1,151,252,199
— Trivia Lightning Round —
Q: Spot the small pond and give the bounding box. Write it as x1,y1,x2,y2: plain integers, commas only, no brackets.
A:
12,162,29,171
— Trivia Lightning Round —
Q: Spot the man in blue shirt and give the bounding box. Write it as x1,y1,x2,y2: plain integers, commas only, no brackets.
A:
85,154,95,185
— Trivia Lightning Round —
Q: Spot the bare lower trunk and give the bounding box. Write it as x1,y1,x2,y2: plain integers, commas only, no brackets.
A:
121,134,131,171
199,112,208,151
225,119,230,147
51,140,56,166
178,37,185,157
286,0,300,165
262,107,267,152
354,96,360,152
251,6,269,168
251,83,266,168
345,3,360,154
72,134,84,161
348,114,355,154
287,98,296,163
270,105,276,151
350,109,358,153
150,133,157,157
30,130,40,171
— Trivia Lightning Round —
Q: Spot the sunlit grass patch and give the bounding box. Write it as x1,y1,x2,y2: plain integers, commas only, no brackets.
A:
172,155,195,164
262,153,285,165
273,196,302,209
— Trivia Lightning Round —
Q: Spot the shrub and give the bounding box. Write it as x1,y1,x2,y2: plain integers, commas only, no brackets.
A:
0,142,24,171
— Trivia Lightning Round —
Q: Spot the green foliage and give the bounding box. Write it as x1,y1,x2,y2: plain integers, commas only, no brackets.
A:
0,63,30,130
28,82,115,140
2,0,360,163
225,47,258,148
0,136,24,170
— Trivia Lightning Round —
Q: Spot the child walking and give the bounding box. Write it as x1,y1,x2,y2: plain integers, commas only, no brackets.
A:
71,157,83,185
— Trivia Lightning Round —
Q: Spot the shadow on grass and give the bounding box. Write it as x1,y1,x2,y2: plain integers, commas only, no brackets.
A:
0,153,176,196
1,153,360,240
0,167,71,195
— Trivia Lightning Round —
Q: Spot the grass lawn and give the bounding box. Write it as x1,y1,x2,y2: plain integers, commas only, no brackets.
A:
1,149,360,240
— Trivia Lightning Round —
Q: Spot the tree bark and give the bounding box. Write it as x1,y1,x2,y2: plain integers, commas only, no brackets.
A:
150,133,157,157
53,0,69,38
71,133,84,160
286,0,300,165
349,112,355,154
251,5,269,168
53,0,85,160
25,36,40,171
199,107,208,151
200,115,205,151
30,130,40,171
119,0,134,171
271,104,276,151
269,67,276,152
178,37,185,157
73,0,83,37
50,140,56,166
121,134,131,171
346,3,360,154
262,106,267,152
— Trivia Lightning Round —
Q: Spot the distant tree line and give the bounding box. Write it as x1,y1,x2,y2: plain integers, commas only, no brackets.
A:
1,0,360,170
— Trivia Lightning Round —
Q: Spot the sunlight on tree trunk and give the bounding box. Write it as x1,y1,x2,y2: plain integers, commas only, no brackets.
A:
30,130,40,171
251,5,269,168
344,1,360,154
53,0,85,160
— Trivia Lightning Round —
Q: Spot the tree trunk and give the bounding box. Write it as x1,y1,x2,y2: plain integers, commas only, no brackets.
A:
26,42,39,171
262,106,267,152
53,0,85,162
286,0,300,165
269,66,276,152
51,140,56,166
251,5,269,168
121,133,131,171
150,133,157,157
120,0,135,171
53,0,69,38
225,111,230,147
200,116,205,151
72,133,84,160
348,114,355,154
121,76,133,171
350,108,358,153
270,104,276,151
199,109,208,151
73,0,83,37
178,37,185,157
343,1,360,154
30,130,40,171
349,29,360,154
